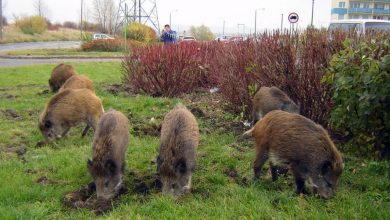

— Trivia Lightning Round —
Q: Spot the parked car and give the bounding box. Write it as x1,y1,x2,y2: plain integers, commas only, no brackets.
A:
228,36,244,42
215,35,232,42
328,19,390,34
182,36,196,42
92,33,114,40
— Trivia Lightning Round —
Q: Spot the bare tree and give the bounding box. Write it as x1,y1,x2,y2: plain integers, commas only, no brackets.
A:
92,0,117,34
34,0,50,18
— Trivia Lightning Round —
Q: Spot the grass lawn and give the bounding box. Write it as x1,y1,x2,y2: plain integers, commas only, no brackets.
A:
5,48,125,58
0,25,81,44
0,62,389,219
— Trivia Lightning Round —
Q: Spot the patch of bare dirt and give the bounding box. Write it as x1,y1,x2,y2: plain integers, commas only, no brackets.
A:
37,89,50,95
180,90,248,135
36,176,58,185
1,109,20,119
1,93,19,100
62,171,161,215
1,146,27,162
104,84,136,96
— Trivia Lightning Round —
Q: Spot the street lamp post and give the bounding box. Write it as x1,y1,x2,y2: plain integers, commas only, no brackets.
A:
311,0,315,26
281,13,284,30
223,20,225,35
169,9,178,27
254,8,265,36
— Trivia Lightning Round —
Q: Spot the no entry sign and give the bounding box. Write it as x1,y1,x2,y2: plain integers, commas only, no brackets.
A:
288,12,299,23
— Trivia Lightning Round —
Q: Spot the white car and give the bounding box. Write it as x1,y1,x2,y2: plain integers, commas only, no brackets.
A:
182,36,196,41
329,19,390,34
92,33,114,40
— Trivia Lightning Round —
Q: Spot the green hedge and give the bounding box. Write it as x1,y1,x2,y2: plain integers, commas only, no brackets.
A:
324,37,390,158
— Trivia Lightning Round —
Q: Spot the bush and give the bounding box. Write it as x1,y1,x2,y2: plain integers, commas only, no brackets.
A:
63,21,78,29
189,25,215,41
210,29,346,125
17,16,47,35
124,22,156,43
122,42,218,97
81,39,123,52
323,37,390,158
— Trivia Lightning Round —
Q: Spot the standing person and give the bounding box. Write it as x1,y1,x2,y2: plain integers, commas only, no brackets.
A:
161,24,177,45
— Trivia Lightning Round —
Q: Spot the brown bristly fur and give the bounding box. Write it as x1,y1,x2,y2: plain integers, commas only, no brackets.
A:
38,89,104,140
49,63,77,92
252,110,343,198
59,75,95,92
251,86,299,125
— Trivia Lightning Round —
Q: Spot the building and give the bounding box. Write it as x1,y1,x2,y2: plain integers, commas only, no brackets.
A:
331,0,390,20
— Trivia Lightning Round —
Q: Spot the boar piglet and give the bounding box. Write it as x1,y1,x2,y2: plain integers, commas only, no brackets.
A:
253,110,343,199
251,86,299,125
157,104,199,198
38,89,104,142
59,75,95,92
87,109,129,200
49,63,77,92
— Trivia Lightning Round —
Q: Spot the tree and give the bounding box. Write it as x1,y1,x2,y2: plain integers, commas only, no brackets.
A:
189,25,215,41
34,0,50,18
92,0,117,34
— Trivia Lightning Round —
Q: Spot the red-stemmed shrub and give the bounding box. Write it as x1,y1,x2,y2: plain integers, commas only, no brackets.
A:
122,42,218,97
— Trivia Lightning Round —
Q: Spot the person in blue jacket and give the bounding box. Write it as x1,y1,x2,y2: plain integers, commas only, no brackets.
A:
161,24,177,44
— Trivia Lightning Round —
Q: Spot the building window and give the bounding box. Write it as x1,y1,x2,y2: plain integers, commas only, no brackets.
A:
351,15,360,19
338,14,345,20
363,3,369,9
373,15,384,20
350,2,360,8
374,4,385,10
362,15,369,19
339,2,346,8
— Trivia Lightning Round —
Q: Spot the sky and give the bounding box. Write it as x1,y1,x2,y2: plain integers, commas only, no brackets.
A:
3,0,332,34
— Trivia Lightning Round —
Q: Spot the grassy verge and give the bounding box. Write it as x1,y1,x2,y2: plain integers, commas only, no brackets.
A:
5,48,125,58
0,25,81,44
0,62,389,219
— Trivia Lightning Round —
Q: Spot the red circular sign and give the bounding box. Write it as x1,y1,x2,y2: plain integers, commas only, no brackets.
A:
288,12,299,23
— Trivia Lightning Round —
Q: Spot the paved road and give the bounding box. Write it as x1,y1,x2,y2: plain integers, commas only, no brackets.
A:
0,57,121,67
0,41,81,53
0,41,122,67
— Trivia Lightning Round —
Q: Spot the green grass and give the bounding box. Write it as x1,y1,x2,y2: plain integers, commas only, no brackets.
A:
0,62,389,219
5,48,125,58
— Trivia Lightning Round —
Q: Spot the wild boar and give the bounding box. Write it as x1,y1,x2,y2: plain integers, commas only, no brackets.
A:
87,109,129,200
59,75,95,92
49,63,77,92
157,103,199,198
38,89,104,141
251,86,299,125
252,110,343,199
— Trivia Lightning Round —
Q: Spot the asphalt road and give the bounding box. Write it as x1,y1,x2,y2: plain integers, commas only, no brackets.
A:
0,41,81,53
0,41,121,67
0,57,121,67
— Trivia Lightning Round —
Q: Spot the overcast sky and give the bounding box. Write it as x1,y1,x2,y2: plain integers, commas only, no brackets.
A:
3,0,331,34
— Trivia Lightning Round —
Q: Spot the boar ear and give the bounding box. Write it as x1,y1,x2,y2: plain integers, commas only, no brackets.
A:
105,159,117,175
175,158,187,174
44,120,52,128
321,160,332,175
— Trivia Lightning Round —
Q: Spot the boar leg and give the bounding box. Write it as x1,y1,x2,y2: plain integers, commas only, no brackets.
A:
292,166,306,195
82,125,90,137
270,164,278,181
253,150,268,180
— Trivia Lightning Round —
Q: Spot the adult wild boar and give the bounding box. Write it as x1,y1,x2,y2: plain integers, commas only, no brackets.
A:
252,110,343,199
157,103,199,197
38,89,104,141
87,109,129,200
